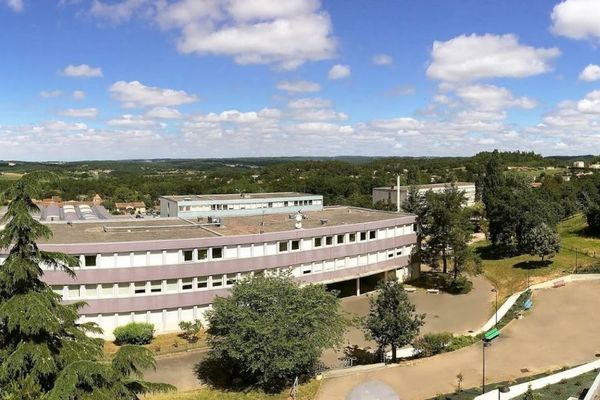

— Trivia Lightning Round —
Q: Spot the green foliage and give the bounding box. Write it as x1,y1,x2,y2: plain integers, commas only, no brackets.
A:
365,280,425,363
113,323,155,345
586,205,600,234
202,273,347,393
413,333,453,357
178,320,203,343
522,223,561,261
0,175,172,399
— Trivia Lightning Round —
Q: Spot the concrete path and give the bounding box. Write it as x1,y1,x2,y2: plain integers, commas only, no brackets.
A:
144,349,207,391
316,280,600,400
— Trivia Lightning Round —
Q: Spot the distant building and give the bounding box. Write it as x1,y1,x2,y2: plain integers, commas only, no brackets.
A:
159,192,323,218
589,164,600,170
92,194,103,204
372,182,477,208
115,202,146,214
573,161,585,168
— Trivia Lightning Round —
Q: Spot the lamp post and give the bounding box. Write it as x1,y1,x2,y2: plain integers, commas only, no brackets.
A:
482,341,491,394
498,385,510,400
491,288,498,326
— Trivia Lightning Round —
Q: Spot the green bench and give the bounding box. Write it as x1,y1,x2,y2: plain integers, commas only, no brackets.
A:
484,327,500,342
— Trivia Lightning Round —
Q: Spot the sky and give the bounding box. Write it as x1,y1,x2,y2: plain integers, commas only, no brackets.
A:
1,0,600,161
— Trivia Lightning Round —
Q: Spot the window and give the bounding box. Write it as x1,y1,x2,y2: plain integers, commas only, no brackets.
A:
279,241,288,252
349,233,356,242
360,232,367,241
150,281,162,293
101,284,113,297
85,284,97,296
397,249,403,256
212,247,223,259
212,275,223,287
314,237,322,247
134,282,146,294
197,277,208,289
413,224,417,232
226,274,237,286
68,286,80,298
182,278,193,291
337,234,345,244
166,280,178,292
325,236,333,246
118,283,130,296
84,255,96,267
183,250,193,262
198,249,208,260
369,230,377,240
291,240,300,251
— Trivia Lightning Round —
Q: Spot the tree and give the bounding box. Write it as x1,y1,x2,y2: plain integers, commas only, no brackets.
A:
522,223,561,262
0,175,172,399
178,319,203,343
204,273,347,393
365,280,425,363
586,205,600,234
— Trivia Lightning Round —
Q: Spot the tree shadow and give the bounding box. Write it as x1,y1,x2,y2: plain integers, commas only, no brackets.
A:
342,345,379,366
474,243,517,260
514,260,551,270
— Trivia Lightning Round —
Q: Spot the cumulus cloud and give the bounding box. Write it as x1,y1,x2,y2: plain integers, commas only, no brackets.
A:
372,54,393,65
3,0,23,12
455,84,537,111
90,0,150,23
40,90,62,98
328,64,351,80
58,108,98,118
145,107,183,119
107,114,165,128
577,90,600,113
579,64,600,81
62,64,103,78
426,34,560,82
72,90,86,100
551,0,600,40
109,80,198,108
286,97,347,121
276,80,320,93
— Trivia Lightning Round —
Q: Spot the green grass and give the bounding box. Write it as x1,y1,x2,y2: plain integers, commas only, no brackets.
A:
144,379,321,400
473,214,600,299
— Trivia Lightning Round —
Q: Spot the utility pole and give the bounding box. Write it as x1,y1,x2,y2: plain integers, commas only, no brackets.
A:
396,175,400,213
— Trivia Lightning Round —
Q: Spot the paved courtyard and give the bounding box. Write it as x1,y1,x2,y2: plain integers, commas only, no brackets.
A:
316,280,600,400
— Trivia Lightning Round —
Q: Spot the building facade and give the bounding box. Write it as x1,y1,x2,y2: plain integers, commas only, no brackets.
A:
27,205,417,339
160,192,324,219
372,182,477,208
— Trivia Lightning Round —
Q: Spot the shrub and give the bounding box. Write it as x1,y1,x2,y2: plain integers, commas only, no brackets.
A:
113,322,154,345
444,275,473,294
413,332,453,357
179,319,203,343
446,335,478,352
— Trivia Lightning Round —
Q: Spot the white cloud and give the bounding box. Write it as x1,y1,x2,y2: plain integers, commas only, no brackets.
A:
579,64,600,81
90,0,150,23
107,114,165,128
58,108,98,118
426,34,560,82
372,54,393,65
109,80,198,108
328,64,351,80
551,0,600,40
228,0,319,21
72,90,86,100
155,0,220,28
455,84,537,111
286,97,347,121
145,107,183,119
40,90,62,98
62,64,103,78
4,0,23,12
276,80,320,93
577,90,600,113
287,98,331,109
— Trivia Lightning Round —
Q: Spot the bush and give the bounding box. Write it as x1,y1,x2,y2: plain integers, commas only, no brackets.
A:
179,319,203,343
446,335,478,352
113,322,154,345
413,332,453,357
444,275,473,294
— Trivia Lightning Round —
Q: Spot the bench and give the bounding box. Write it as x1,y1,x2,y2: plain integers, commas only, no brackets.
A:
553,279,566,288
484,327,500,342
426,289,440,294
523,299,533,310
404,286,417,293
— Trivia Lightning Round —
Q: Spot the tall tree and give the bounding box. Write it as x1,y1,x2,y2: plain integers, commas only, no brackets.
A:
204,274,347,393
0,175,171,399
481,150,505,210
522,223,561,262
365,280,425,363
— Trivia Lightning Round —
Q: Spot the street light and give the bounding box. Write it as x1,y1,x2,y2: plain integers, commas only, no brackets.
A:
491,288,498,326
482,341,492,394
498,385,510,400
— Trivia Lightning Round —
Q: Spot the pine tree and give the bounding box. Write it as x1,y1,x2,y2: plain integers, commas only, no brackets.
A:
0,175,173,399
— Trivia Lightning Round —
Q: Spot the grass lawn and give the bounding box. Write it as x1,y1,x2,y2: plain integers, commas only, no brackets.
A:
103,331,207,358
144,379,321,400
473,214,600,299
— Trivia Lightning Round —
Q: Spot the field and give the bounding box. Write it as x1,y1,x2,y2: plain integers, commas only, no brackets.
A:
144,379,321,400
474,214,600,299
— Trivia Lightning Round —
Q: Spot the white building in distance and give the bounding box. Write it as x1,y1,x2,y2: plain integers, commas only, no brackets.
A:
372,182,476,209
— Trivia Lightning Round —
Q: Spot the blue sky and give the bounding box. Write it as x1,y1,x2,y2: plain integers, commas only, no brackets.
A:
1,0,600,160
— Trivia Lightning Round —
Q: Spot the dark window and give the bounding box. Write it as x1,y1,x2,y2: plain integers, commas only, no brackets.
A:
314,237,322,247
413,224,417,232
134,284,146,294
182,279,193,290
212,276,223,287
279,241,288,252
325,236,333,246
337,234,345,244
291,240,300,250
84,255,96,267
212,247,223,259
349,233,356,242
197,277,208,289
369,230,376,240
226,275,237,286
198,249,208,260
183,250,193,262
360,232,367,241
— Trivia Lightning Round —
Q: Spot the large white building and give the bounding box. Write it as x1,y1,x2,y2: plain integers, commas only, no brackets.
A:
24,198,418,339
372,182,476,208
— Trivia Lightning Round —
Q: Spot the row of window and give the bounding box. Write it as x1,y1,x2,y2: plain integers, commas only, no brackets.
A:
73,224,414,268
54,245,412,300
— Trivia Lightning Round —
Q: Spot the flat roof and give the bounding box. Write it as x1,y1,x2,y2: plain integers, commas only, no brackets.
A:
40,206,411,244
374,182,475,191
160,192,320,202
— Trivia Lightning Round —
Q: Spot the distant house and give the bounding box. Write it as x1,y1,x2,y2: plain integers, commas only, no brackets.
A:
573,161,585,168
589,164,600,170
115,201,146,214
